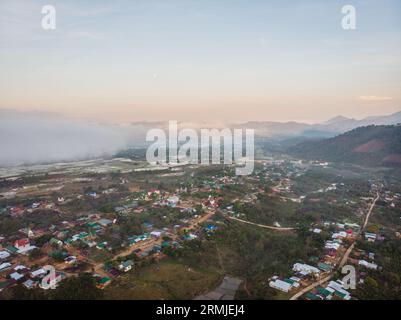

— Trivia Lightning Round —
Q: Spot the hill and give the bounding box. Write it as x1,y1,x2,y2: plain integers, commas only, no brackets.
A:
288,125,401,167
232,111,401,138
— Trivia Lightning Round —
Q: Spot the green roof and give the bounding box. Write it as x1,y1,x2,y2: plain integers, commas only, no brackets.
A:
306,292,320,300
316,286,331,297
50,238,62,245
318,262,333,271
283,278,295,285
6,246,19,253
97,242,107,249
0,281,11,289
86,222,99,227
99,277,111,284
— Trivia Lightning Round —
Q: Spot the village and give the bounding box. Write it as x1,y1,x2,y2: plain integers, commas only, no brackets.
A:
0,157,400,299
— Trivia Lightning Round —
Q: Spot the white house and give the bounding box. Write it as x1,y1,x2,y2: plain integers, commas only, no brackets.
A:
30,268,46,279
0,262,12,271
118,260,134,272
150,231,162,238
9,272,24,281
0,251,11,260
359,260,378,270
365,233,377,242
293,263,320,275
167,196,179,207
269,279,292,293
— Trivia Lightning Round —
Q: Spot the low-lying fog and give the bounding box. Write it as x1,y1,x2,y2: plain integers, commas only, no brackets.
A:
0,110,150,167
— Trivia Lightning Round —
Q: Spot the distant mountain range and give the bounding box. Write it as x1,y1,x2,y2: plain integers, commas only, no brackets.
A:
232,111,401,138
288,124,401,167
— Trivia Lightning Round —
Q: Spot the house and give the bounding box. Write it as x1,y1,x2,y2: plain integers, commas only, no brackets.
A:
365,232,377,242
64,256,77,264
118,260,134,272
14,238,30,251
167,195,179,207
30,268,46,279
19,228,35,238
269,279,292,292
96,242,109,250
49,238,63,247
31,202,40,209
205,225,218,232
147,189,161,196
318,262,333,272
283,278,300,288
325,241,340,250
336,223,345,229
0,262,12,272
305,292,323,300
332,231,347,239
14,238,36,254
183,233,198,240
83,240,97,248
345,222,360,230
150,231,162,238
293,263,320,275
359,260,378,270
0,280,14,292
96,276,111,289
316,286,334,300
71,232,90,242
0,250,11,260
86,191,97,198
9,272,24,281
14,265,30,273
327,280,351,300
98,218,113,227
23,279,38,289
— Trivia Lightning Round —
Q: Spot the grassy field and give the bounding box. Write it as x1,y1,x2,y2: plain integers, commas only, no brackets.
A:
104,259,223,299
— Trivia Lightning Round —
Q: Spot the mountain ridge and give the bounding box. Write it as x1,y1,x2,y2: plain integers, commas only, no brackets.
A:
287,124,401,167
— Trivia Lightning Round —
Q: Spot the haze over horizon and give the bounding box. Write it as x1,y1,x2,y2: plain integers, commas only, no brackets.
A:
1,0,401,123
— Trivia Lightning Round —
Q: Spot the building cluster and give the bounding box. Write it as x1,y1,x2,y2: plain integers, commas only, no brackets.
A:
0,181,222,295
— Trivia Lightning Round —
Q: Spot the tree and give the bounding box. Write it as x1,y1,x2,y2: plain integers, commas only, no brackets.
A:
364,276,378,289
29,248,43,260
6,286,47,300
51,273,103,300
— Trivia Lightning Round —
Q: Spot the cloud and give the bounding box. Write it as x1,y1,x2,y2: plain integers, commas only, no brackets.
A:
358,96,393,102
0,110,135,167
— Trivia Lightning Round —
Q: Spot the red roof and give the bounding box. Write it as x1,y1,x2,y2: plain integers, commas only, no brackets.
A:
15,238,30,248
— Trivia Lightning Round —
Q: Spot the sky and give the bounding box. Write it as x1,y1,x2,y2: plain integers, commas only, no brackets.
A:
0,0,400,123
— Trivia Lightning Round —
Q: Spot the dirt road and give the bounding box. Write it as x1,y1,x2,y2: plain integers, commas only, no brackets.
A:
228,216,295,231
